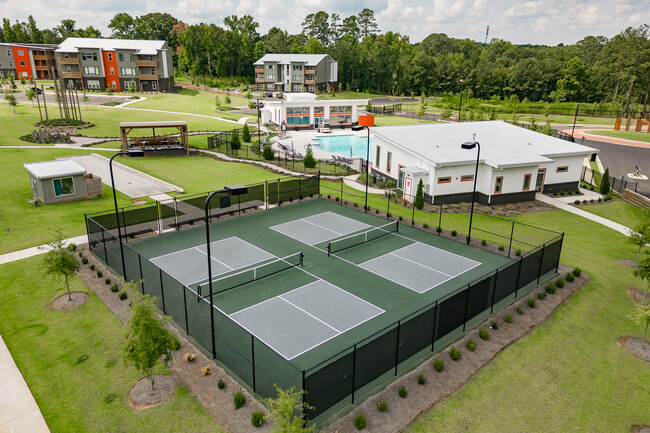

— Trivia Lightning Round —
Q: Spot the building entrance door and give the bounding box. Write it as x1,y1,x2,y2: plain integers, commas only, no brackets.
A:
535,169,546,192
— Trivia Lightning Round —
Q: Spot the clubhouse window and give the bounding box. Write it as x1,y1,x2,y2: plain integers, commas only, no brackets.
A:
87,80,100,89
460,175,474,182
556,166,568,173
494,176,503,193
386,152,392,173
522,173,532,190
437,176,451,184
52,177,74,196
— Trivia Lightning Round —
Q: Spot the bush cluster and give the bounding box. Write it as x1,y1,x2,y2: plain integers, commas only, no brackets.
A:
118,290,127,300
449,347,462,360
398,385,408,398
555,278,565,288
233,391,246,409
217,379,225,389
466,338,476,351
110,284,119,293
377,400,388,412
478,329,490,340
433,359,444,371
481,239,487,246
105,277,111,285
82,257,89,264
251,411,264,427
354,414,367,430
90,264,95,270
504,314,513,323
527,298,536,308
96,270,103,278
572,268,582,277
566,272,575,282
545,283,556,294
451,230,457,236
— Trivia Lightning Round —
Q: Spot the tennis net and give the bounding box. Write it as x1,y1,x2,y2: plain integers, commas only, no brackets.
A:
196,251,304,297
327,221,399,256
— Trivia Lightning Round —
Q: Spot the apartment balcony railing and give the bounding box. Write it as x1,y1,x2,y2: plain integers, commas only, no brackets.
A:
138,73,159,80
136,59,157,67
255,78,265,83
60,71,82,79
58,57,79,65
254,67,265,73
304,79,316,85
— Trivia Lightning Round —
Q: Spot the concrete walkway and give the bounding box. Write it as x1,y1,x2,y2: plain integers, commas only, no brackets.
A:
0,235,87,266
0,335,50,433
342,174,385,194
536,193,631,236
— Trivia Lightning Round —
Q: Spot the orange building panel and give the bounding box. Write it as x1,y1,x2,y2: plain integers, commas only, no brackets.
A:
102,51,120,91
12,46,32,79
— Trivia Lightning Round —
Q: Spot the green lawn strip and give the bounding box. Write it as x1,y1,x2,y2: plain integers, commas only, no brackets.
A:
0,148,139,255
127,88,250,114
408,209,650,433
318,91,384,99
371,115,439,126
589,160,600,172
584,129,650,143
0,256,224,433
0,104,54,146
117,154,285,195
576,197,646,229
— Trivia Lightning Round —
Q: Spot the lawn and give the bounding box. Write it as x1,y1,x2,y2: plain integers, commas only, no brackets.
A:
317,90,385,99
585,129,650,143
577,197,647,229
408,207,650,433
0,148,139,255
371,115,439,126
0,256,224,433
127,88,251,115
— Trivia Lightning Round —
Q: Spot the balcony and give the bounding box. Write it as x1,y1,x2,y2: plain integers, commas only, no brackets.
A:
60,71,81,79
58,57,79,65
136,59,157,67
138,73,159,80
254,67,264,73
32,54,52,61
255,78,265,83
304,79,316,85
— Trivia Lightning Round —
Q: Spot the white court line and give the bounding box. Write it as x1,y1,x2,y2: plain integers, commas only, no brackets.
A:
278,296,342,333
388,252,454,278
391,233,482,267
297,280,386,315
301,218,344,235
193,247,234,270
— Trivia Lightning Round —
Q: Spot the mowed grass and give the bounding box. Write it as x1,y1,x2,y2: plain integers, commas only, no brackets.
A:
577,197,647,229
408,208,650,433
0,148,139,254
127,88,251,114
371,115,440,126
585,129,650,143
0,256,224,433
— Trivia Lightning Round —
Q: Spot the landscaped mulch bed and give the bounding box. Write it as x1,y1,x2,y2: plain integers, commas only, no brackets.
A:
48,292,89,311
627,288,649,304
127,374,176,410
617,336,650,362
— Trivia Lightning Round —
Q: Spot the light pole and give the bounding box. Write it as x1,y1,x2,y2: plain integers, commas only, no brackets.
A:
256,97,261,152
571,104,580,139
109,150,144,279
352,125,371,212
458,79,465,122
460,138,480,245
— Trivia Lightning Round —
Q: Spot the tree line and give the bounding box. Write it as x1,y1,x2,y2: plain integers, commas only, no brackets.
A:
1,13,649,109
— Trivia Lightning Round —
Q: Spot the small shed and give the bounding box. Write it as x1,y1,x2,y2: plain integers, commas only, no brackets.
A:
120,121,189,156
24,159,103,204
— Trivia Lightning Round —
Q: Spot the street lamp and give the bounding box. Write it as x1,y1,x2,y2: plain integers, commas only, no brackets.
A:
109,150,144,279
256,97,261,152
352,125,371,212
460,138,480,245
458,79,465,122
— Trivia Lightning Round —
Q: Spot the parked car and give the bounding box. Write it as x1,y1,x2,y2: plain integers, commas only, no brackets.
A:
266,92,273,97
29,87,43,94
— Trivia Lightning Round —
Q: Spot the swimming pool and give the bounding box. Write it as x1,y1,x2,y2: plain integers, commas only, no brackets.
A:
312,135,374,159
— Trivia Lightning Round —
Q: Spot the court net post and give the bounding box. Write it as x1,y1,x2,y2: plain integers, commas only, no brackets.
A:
327,243,331,257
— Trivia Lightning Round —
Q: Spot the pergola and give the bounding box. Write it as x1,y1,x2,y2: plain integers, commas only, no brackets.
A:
119,121,189,156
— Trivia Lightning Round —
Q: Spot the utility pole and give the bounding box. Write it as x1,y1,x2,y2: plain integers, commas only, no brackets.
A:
485,25,490,44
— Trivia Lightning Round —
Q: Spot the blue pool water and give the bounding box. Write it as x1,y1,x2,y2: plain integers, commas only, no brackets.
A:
312,135,374,159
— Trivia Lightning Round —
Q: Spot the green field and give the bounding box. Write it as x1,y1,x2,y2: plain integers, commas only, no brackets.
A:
371,115,439,126
0,256,225,433
585,129,650,143
578,197,646,229
127,89,251,118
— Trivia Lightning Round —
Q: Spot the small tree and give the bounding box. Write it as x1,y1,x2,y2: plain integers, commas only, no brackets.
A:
41,229,80,301
264,385,317,433
245,90,252,101
627,300,650,350
414,179,425,209
224,94,231,106
231,130,241,150
25,88,36,107
82,89,89,110
242,124,251,142
215,95,221,110
262,142,274,160
123,283,179,391
128,81,136,96
600,167,611,195
106,87,115,102
417,92,428,123
628,210,650,265
634,251,650,297
304,143,316,168
4,91,18,113
9,75,16,89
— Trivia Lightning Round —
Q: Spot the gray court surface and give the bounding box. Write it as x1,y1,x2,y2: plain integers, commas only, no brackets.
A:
150,237,274,286
360,242,481,294
270,211,370,246
230,280,384,360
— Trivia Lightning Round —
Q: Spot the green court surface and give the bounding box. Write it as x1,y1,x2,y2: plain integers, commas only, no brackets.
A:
128,199,511,369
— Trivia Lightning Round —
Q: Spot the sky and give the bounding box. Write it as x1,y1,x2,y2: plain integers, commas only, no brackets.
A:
1,0,649,45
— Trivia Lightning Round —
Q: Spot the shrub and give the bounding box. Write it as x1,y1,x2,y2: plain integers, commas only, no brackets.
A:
479,329,490,340
527,298,536,308
183,353,196,362
251,411,264,427
465,338,476,351
566,272,575,282
78,251,83,257
118,290,127,300
82,257,88,264
481,239,487,246
515,249,521,256
96,270,103,278
354,414,367,430
516,306,523,315
387,212,392,218
377,400,387,412
354,202,358,207
598,197,602,202
110,284,119,293
90,264,95,270
433,358,444,371
423,223,429,228
491,321,498,330
449,347,462,360
545,284,556,294
553,192,557,196
170,338,181,351
335,196,340,201
574,200,580,205
559,190,565,196
399,216,403,221
417,374,426,384
590,199,594,203
217,379,225,388
583,200,587,204
451,230,457,236
376,209,380,214
498,245,505,251
233,391,246,409
398,385,407,398
538,292,547,300
555,278,565,288
105,277,111,285
436,226,442,233
504,314,513,323
572,268,582,277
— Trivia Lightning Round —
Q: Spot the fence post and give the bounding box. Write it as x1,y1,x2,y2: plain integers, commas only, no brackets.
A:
536,243,546,285
298,176,301,201
508,220,515,258
121,208,128,243
556,234,565,273
387,194,390,218
438,203,443,235
84,214,90,247
174,197,179,230
340,181,343,205
514,257,524,299
301,370,306,421
351,344,357,404
317,170,321,198
278,178,281,205
159,269,166,314
430,301,438,352
251,335,256,392
182,285,189,333
265,180,268,210
394,321,401,375
411,198,415,226
138,254,144,294
100,227,108,264
490,269,499,314
462,283,471,332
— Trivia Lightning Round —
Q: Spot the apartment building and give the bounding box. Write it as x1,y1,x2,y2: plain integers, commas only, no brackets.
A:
55,37,174,92
0,43,58,80
254,54,338,93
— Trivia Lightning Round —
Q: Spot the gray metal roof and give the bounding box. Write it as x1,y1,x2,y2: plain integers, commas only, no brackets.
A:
254,54,330,66
56,37,167,55
24,159,86,180
371,121,598,168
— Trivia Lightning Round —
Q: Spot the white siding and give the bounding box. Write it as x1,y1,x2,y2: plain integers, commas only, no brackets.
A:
539,155,584,185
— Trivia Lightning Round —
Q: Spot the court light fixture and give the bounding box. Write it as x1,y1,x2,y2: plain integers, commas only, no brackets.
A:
351,125,371,212
460,137,480,245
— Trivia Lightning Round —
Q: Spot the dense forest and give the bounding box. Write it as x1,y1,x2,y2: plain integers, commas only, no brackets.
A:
1,12,649,110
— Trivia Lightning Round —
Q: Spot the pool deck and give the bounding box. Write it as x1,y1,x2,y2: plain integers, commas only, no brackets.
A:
274,129,367,160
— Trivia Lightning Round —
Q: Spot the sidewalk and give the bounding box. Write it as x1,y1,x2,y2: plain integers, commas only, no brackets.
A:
0,334,50,433
0,235,88,266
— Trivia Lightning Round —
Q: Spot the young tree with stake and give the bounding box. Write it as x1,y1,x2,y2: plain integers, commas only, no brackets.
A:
41,230,80,301
627,300,650,350
627,210,650,266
